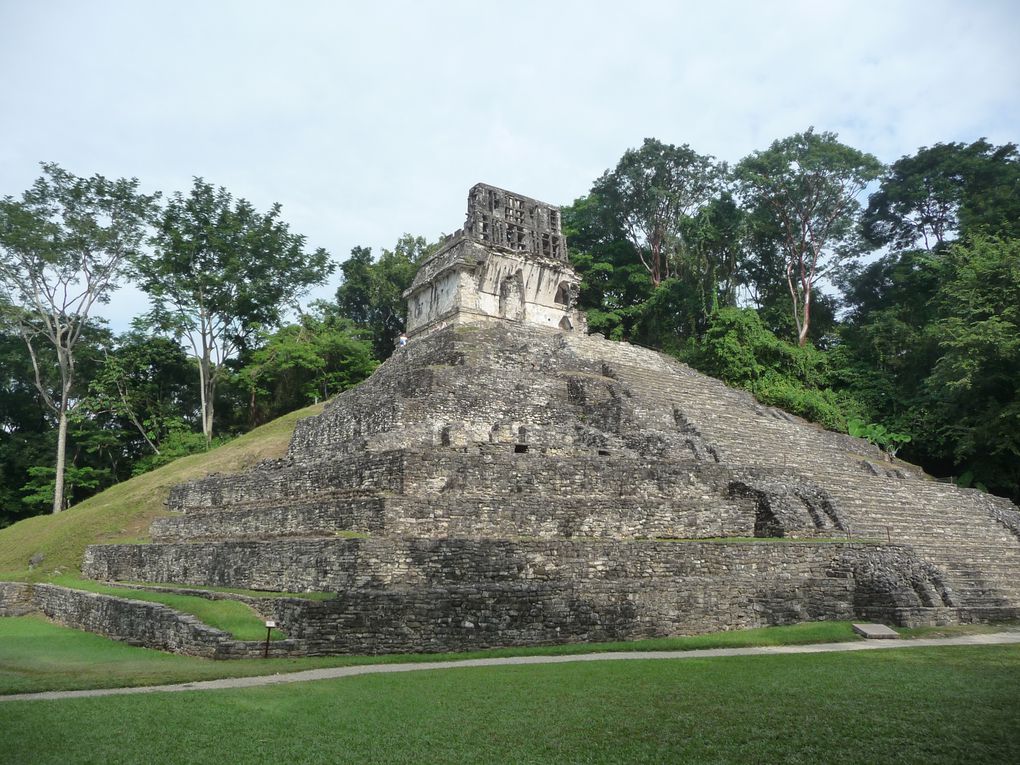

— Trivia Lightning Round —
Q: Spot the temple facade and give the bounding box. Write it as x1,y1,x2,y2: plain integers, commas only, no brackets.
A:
403,183,587,337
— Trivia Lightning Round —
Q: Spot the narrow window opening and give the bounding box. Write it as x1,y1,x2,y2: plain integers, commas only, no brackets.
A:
514,444,529,454
597,449,611,457
554,282,570,305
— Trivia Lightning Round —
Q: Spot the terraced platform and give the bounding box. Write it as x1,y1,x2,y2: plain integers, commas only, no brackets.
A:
73,323,1020,655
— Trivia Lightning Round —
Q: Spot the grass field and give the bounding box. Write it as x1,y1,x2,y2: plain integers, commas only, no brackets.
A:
2,644,1018,764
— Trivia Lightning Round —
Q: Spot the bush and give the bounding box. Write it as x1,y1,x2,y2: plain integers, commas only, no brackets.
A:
684,308,861,431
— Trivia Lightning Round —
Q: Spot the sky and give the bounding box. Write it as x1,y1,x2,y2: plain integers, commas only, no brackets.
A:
2,0,1018,331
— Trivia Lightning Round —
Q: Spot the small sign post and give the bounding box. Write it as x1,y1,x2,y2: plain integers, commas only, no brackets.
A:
263,620,277,659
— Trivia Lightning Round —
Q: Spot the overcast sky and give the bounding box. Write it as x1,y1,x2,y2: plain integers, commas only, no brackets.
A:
2,0,1018,331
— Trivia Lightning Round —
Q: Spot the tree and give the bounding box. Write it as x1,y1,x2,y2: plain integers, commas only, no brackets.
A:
85,329,197,456
863,139,1020,251
924,236,1020,499
592,138,722,287
238,311,377,425
0,312,54,525
335,234,432,359
136,179,334,447
562,193,652,340
0,164,156,513
735,129,882,345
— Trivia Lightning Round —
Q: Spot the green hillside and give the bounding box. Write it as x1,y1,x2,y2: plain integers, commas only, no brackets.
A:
0,403,324,580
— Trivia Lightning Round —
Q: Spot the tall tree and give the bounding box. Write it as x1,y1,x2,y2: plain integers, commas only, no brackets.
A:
863,139,1020,251
0,164,155,512
592,138,722,287
335,234,432,359
136,179,334,447
562,193,652,340
923,236,1020,499
735,129,882,345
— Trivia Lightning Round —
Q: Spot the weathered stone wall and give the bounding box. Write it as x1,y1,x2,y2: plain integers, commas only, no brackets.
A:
152,497,387,541
0,581,35,616
90,538,863,593
154,493,755,543
83,538,973,640
4,584,305,658
30,584,229,657
167,452,405,511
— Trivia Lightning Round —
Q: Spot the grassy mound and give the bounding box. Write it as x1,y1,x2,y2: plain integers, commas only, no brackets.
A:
0,403,324,580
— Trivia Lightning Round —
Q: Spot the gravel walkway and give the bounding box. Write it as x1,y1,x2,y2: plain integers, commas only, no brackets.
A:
5,630,1019,703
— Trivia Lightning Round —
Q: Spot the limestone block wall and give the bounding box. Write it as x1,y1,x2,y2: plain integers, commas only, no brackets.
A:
152,497,388,541
84,537,949,628
0,581,34,616
30,584,230,657
153,494,757,543
166,452,405,511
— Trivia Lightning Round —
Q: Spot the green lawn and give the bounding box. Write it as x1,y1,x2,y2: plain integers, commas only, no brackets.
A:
0,616,870,695
2,644,1017,764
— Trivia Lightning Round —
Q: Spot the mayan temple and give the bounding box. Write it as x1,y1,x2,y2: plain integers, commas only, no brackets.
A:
55,183,1020,656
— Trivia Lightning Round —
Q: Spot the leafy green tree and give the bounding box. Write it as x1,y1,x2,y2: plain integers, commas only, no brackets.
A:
239,311,377,426
335,234,432,359
84,329,197,456
591,138,722,287
735,129,882,346
0,315,54,525
563,193,652,340
0,164,156,513
136,179,334,447
863,139,1020,251
923,236,1020,499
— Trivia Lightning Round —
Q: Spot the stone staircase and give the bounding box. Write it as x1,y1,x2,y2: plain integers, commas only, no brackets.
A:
581,335,1020,614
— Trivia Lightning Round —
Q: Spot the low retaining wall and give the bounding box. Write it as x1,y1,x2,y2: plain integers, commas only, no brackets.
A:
6,584,304,659
80,540,970,655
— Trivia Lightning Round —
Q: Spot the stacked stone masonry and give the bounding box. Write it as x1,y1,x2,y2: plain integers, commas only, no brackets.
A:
76,322,1020,655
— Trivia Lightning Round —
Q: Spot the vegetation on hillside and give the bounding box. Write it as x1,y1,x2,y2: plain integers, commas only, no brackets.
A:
0,404,322,578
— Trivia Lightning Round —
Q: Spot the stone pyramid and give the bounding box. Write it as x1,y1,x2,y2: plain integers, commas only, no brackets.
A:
81,184,1020,656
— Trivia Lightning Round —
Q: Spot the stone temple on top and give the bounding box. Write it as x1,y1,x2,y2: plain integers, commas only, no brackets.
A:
404,183,587,337
14,183,1018,658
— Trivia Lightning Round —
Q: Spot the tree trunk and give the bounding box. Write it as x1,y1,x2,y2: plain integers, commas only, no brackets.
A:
798,290,812,347
198,353,215,449
52,400,69,513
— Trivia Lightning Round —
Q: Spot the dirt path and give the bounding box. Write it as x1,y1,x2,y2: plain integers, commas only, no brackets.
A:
5,630,1019,703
